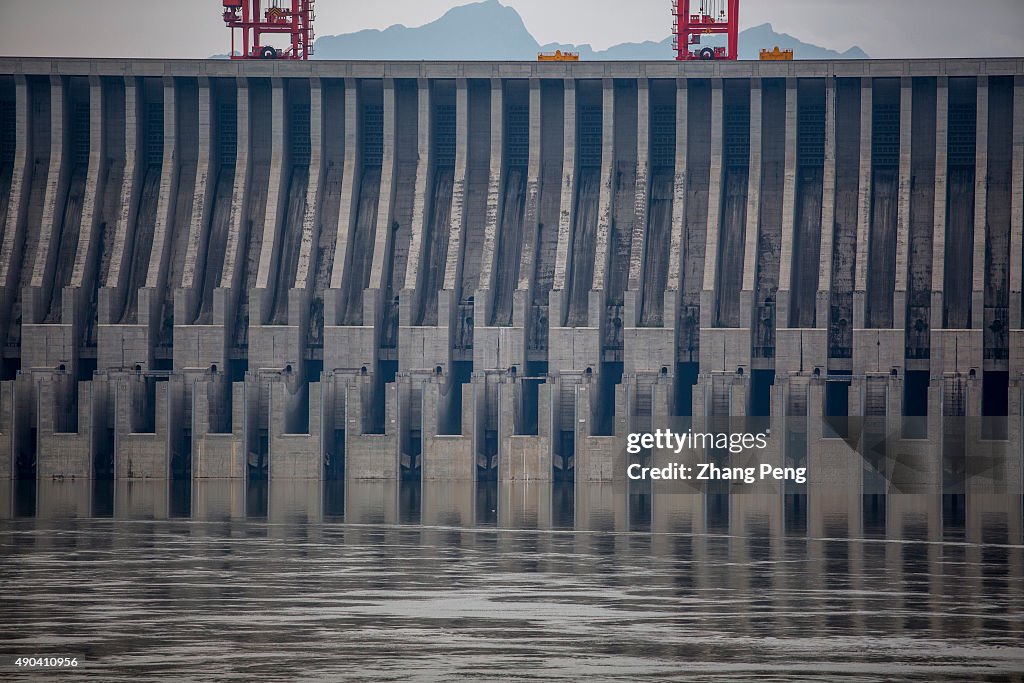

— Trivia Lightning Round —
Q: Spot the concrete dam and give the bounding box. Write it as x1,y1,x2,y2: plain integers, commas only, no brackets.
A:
0,57,1022,491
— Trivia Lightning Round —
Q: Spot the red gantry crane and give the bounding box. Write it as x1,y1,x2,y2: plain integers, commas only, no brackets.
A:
222,0,315,60
672,0,740,60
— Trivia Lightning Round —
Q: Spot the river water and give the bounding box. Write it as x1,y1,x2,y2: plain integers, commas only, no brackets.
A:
1,480,1022,680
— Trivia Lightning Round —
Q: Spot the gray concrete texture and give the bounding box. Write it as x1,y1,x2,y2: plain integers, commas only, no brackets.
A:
0,58,1022,492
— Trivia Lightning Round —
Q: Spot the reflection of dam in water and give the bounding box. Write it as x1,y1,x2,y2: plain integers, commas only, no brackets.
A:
5,479,1021,679
0,59,1022,490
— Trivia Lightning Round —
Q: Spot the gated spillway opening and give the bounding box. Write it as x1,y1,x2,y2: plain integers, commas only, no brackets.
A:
565,81,603,328
680,80,711,361
639,81,676,327
414,80,456,327
453,80,492,356
233,79,272,349
489,80,529,327
6,76,51,352
865,78,900,330
193,79,238,324
984,76,1014,365
119,77,164,325
753,79,786,359
943,77,978,330
339,80,382,327
308,79,346,349
829,79,861,361
527,80,565,359
714,79,750,329
267,80,311,326
789,79,825,328
906,77,937,361
44,76,91,325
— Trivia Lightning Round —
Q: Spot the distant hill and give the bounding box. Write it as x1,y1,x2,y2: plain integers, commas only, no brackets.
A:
310,0,868,61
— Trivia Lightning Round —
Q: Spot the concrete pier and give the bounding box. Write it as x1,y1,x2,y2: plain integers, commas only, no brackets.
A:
0,57,1020,491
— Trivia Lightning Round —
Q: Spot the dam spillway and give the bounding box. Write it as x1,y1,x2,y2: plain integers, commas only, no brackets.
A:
0,57,1022,491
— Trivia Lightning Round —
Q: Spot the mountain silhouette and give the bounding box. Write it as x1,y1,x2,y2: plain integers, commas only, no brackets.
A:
309,1,869,61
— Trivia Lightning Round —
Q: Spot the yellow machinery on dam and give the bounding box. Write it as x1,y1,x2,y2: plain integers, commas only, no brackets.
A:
0,57,1021,495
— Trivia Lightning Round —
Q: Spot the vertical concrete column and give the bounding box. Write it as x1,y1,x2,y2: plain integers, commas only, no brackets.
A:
401,78,431,325
327,78,359,323
478,78,504,310
894,77,913,328
626,78,649,325
930,78,949,324
591,78,616,327
442,78,469,293
0,75,29,334
516,79,541,296
816,78,837,329
776,78,798,321
853,77,872,330
367,78,396,319
700,79,723,328
68,75,106,329
253,78,286,324
178,77,212,317
667,79,688,298
143,76,179,302
29,74,68,324
292,77,324,322
215,77,250,327
740,78,762,328
552,78,576,321
100,76,139,323
971,77,989,330
1011,76,1024,329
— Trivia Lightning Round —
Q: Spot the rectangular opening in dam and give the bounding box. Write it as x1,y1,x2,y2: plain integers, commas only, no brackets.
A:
675,362,699,418
824,374,851,439
902,369,929,439
982,370,1008,440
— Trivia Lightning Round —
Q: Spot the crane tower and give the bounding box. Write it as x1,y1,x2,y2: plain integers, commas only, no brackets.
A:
672,0,740,61
222,0,315,60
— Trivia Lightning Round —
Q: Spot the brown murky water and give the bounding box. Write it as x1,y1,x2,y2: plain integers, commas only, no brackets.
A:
1,480,1022,680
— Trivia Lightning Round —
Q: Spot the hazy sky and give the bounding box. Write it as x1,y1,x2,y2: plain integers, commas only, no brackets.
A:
1,0,1021,59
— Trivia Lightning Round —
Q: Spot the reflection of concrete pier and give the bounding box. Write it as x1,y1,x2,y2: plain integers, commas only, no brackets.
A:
0,58,1020,492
